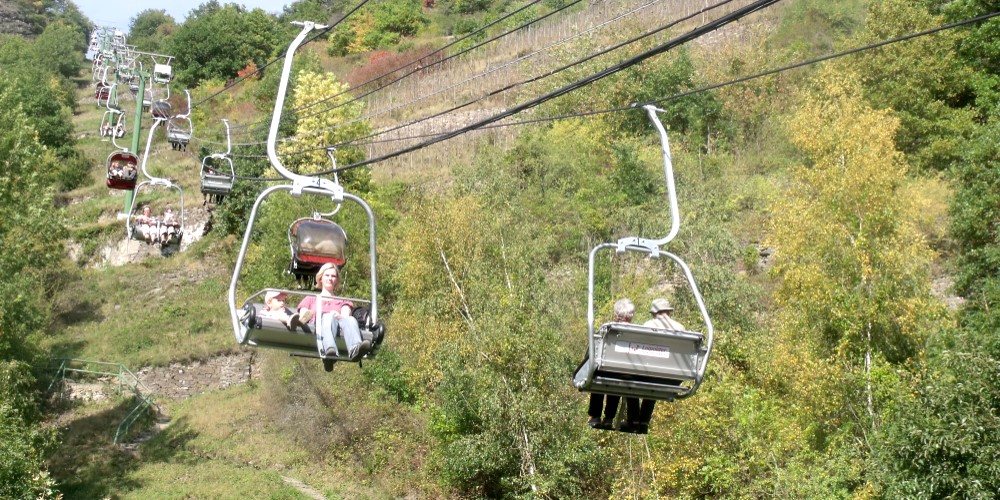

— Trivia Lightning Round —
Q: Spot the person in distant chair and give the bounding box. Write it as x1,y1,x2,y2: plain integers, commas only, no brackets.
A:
620,298,685,434
136,205,155,244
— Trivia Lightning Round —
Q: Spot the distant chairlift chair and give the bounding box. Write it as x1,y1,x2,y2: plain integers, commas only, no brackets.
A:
166,90,193,151
200,119,235,204
105,150,139,191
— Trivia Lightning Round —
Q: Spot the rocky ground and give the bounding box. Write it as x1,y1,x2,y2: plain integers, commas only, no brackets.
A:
61,350,255,403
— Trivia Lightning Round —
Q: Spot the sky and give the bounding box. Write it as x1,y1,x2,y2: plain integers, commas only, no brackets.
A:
74,0,291,30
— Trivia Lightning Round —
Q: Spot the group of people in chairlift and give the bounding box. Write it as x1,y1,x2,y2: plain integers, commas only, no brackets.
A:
135,205,180,245
108,160,136,180
258,262,371,362
101,122,126,138
587,297,685,435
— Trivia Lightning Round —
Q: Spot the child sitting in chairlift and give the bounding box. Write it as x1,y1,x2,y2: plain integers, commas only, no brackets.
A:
260,290,295,328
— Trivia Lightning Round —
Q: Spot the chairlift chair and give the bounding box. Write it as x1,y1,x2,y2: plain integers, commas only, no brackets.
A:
99,85,117,109
232,188,383,368
200,119,235,202
95,82,110,103
573,105,714,410
229,21,385,372
287,216,348,286
99,109,126,138
125,119,185,247
105,150,139,190
167,90,193,151
151,100,172,119
166,121,191,150
200,155,235,202
126,180,185,247
152,63,172,84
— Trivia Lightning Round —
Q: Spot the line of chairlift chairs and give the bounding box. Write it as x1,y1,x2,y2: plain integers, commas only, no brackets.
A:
93,23,713,420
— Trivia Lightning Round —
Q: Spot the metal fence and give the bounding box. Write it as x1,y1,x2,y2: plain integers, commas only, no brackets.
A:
48,358,159,445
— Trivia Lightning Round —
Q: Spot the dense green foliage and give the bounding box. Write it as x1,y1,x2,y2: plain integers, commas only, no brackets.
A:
128,9,177,55
326,0,429,55
170,2,283,87
0,62,68,500
8,0,91,39
0,20,89,190
3,0,998,497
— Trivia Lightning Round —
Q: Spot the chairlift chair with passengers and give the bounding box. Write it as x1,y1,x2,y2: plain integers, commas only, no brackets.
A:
99,108,126,138
200,119,236,203
105,149,138,190
126,118,185,247
228,22,386,372
572,106,714,417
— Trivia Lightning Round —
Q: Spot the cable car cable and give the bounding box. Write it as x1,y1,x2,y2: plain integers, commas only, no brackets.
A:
247,0,767,168
326,8,1000,149
216,0,739,153
289,0,557,117
285,0,584,122
219,5,997,178
217,0,675,149
201,0,587,141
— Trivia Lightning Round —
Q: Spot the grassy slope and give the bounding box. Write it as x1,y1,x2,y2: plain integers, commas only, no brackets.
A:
45,79,435,498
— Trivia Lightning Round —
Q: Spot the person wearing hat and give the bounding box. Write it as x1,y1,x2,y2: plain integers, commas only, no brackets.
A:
644,298,685,331
260,290,295,327
295,263,370,361
620,298,685,434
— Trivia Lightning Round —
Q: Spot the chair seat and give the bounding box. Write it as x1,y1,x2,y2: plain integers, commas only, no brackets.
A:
242,302,371,361
573,322,706,401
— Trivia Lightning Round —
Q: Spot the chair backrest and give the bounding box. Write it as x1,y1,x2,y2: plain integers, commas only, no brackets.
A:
291,219,347,266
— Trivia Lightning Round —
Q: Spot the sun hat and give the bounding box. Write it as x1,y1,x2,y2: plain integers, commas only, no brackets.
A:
264,290,286,302
650,298,674,314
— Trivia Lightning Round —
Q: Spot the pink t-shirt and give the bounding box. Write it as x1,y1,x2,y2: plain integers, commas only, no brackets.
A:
297,295,353,323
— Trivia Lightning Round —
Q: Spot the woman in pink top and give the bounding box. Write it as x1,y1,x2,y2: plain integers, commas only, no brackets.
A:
295,263,369,360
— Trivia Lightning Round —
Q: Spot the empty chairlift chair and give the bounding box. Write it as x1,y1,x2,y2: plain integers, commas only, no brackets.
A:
200,119,235,203
152,63,172,84
167,90,193,151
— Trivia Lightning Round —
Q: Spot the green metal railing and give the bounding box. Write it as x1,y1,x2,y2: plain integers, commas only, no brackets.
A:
48,359,159,445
